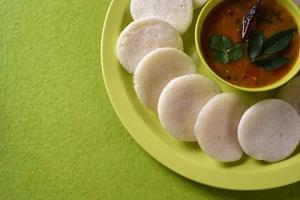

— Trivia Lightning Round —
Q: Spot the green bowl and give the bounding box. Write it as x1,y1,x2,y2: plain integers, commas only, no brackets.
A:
195,0,300,92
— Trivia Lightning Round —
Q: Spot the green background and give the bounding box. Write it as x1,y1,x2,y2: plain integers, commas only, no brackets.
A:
1,0,299,199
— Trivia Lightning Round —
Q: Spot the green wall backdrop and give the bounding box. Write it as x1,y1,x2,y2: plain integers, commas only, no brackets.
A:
1,0,299,199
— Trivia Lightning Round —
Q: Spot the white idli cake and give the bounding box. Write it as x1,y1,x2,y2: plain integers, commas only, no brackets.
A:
195,93,248,162
158,74,221,142
130,0,193,34
193,0,208,9
116,18,183,74
134,48,196,111
278,76,300,114
238,99,300,163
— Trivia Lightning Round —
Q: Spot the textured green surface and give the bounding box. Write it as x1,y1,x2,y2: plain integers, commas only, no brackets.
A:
0,0,299,199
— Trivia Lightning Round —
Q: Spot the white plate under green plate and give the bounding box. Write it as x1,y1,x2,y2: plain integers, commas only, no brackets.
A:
101,0,300,190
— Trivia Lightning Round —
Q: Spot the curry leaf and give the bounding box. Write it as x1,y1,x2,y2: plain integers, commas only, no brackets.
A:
252,54,274,65
248,29,295,70
230,44,244,61
262,56,289,70
263,29,296,54
248,31,264,61
253,54,289,70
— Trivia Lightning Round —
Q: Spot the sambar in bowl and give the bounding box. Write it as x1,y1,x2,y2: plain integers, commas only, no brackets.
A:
196,0,300,92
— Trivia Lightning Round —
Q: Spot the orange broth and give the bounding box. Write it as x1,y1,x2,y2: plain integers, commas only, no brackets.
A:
201,0,299,88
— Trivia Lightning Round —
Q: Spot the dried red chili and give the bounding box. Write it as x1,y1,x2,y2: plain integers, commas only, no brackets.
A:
242,0,262,40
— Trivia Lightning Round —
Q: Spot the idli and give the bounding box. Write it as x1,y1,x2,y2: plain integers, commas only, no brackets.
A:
195,93,248,162
193,0,208,9
134,48,196,111
158,74,221,142
278,76,300,114
238,99,300,163
130,0,193,34
117,18,183,74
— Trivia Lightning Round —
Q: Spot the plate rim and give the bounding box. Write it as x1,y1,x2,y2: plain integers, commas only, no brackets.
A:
101,0,300,191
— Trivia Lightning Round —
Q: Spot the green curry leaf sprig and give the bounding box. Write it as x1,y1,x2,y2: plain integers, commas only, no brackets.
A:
209,35,244,64
248,28,296,70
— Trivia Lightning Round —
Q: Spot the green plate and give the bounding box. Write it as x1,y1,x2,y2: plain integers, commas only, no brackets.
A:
101,0,300,190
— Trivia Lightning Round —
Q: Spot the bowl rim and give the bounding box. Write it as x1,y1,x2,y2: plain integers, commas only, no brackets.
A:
195,0,300,92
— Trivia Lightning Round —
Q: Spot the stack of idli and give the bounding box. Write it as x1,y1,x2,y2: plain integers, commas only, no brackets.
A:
117,18,183,73
117,0,209,73
115,0,300,164
134,48,196,110
196,94,300,163
158,74,221,141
